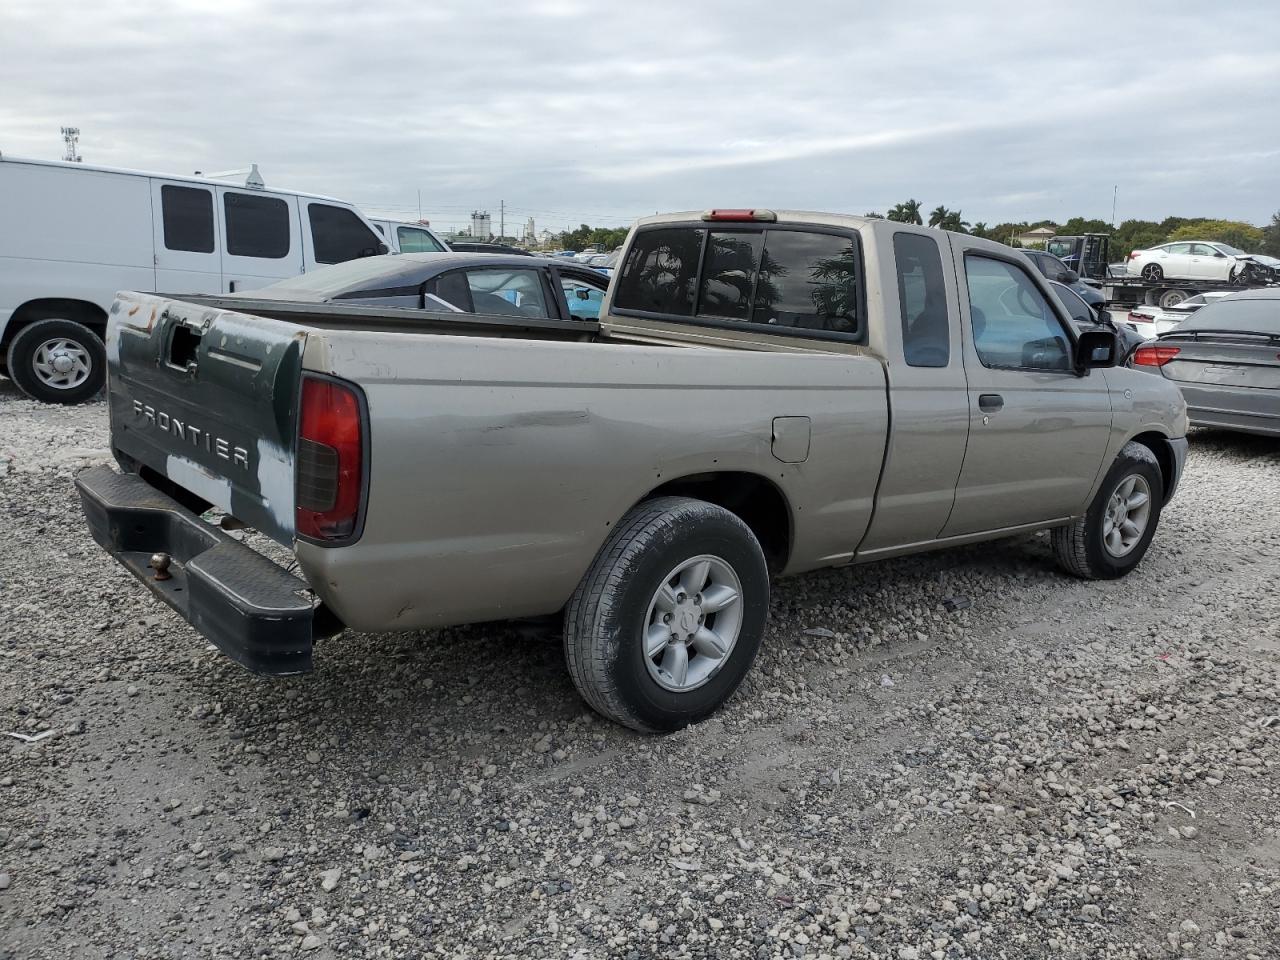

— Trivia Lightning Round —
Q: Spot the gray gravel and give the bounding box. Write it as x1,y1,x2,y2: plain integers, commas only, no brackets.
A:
1,379,1278,960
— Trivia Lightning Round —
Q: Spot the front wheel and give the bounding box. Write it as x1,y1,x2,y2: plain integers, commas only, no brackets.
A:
564,496,769,732
6,318,106,404
1053,441,1164,580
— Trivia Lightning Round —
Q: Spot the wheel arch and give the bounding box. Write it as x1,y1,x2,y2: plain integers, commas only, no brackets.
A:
3,298,109,350
1126,430,1176,503
634,471,793,574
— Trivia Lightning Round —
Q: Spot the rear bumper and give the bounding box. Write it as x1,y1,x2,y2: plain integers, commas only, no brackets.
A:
75,465,331,675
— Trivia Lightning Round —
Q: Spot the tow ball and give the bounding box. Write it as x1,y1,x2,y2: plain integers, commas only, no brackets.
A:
149,552,173,581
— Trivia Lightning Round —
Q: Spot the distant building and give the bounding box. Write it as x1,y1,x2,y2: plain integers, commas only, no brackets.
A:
1013,226,1055,249
470,210,491,239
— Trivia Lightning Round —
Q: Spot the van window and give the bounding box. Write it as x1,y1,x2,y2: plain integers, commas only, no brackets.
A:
310,204,383,264
752,231,860,335
224,192,290,259
698,232,764,320
893,233,949,367
613,228,705,317
161,185,215,253
396,226,446,253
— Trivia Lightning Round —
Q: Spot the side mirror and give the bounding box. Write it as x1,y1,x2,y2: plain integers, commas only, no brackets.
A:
1061,269,1080,283
575,288,591,300
1074,329,1118,373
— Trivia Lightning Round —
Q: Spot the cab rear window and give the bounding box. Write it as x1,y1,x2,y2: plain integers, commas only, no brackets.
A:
613,224,864,341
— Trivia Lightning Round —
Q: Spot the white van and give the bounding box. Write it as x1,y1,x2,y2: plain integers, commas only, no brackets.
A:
368,218,450,254
0,155,388,403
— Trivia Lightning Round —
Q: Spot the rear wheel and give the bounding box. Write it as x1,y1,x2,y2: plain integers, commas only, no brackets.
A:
1053,441,1164,580
6,318,106,404
1140,263,1163,282
564,496,769,732
1158,288,1191,310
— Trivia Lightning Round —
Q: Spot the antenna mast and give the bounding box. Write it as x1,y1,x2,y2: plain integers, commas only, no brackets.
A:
61,126,82,163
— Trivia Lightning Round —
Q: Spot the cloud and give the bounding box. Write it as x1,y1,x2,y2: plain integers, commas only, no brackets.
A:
2,0,1278,232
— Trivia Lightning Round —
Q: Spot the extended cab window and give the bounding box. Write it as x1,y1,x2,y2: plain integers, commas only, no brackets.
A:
397,226,445,253
613,228,705,316
310,204,383,264
161,185,215,253
893,232,949,367
965,256,1072,371
224,192,290,259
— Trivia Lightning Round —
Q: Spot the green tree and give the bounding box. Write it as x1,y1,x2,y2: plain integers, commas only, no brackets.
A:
970,222,989,240
928,206,969,233
1168,219,1264,251
1059,217,1112,235
862,211,885,219
886,199,923,225
1262,211,1280,258
927,205,949,228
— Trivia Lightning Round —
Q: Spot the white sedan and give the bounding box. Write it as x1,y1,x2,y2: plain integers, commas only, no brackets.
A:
1125,241,1251,282
1124,290,1235,339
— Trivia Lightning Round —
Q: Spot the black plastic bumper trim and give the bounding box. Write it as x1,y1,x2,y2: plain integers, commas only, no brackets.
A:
75,464,322,675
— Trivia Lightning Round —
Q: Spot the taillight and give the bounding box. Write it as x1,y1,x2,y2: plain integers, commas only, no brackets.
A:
1133,345,1181,367
1128,251,1140,259
296,375,365,542
1127,310,1155,323
700,209,777,222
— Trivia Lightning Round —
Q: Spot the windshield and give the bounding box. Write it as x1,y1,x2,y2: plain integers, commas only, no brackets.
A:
1182,297,1279,334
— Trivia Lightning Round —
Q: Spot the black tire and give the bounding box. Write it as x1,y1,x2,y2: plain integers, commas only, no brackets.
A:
1158,288,1190,310
1140,263,1163,282
6,318,106,404
564,496,769,733
1053,441,1164,580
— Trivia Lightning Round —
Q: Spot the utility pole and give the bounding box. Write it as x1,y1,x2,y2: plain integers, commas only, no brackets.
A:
500,200,505,242
1111,185,1118,226
417,189,422,221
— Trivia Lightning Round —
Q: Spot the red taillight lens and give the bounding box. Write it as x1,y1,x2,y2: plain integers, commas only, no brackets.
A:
1133,345,1181,367
700,208,777,222
1127,310,1155,323
1128,251,1139,259
296,375,364,542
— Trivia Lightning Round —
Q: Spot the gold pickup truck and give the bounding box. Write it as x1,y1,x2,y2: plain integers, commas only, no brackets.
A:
76,210,1189,732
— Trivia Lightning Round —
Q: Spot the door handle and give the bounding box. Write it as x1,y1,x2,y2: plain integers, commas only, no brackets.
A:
978,393,1004,412
229,280,237,293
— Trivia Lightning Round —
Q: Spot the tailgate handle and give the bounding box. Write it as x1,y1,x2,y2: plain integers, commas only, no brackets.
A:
978,393,1004,412
168,324,202,372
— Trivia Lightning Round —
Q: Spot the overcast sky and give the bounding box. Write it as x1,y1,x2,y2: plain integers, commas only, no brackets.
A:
3,0,1278,234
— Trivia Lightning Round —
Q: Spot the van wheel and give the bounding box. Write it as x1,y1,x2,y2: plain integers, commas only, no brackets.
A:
564,496,769,732
6,319,106,404
1052,442,1163,580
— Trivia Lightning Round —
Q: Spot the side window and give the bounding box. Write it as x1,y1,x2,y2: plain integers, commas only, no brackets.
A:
309,204,383,264
224,192,290,259
466,269,551,318
1166,243,1191,256
425,271,473,312
161,185,215,253
893,232,949,368
965,255,1072,371
1191,243,1217,257
752,230,861,335
396,226,445,253
697,231,763,320
612,227,705,317
560,275,604,320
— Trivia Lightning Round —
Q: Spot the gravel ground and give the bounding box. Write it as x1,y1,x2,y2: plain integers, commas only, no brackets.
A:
1,380,1278,960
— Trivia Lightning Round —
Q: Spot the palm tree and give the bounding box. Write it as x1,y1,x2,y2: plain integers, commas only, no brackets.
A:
887,199,923,225
971,222,989,239
862,211,885,220
928,205,950,228
941,211,970,233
